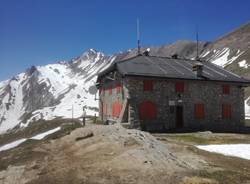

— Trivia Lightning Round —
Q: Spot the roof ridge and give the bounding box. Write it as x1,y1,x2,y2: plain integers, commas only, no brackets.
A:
115,55,140,64
146,55,204,62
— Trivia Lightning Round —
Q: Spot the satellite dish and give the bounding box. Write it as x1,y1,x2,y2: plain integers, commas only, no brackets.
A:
89,85,98,95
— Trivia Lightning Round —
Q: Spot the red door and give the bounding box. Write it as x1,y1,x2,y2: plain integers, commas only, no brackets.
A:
139,101,157,120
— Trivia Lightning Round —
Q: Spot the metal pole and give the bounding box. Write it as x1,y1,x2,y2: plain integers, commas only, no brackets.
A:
137,18,141,55
72,104,74,121
196,25,199,60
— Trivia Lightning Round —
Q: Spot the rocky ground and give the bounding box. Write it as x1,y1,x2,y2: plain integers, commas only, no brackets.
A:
1,122,250,184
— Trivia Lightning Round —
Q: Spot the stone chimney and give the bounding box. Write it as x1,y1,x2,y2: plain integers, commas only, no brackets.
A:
192,62,203,78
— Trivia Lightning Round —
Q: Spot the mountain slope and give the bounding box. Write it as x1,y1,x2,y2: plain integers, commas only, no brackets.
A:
199,22,250,118
0,49,115,133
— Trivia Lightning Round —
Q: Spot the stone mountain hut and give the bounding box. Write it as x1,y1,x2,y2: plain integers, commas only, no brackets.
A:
96,54,250,132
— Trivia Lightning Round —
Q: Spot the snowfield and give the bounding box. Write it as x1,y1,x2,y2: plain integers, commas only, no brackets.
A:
196,144,250,160
0,138,27,152
246,97,250,119
0,127,61,152
238,60,249,68
211,48,244,67
31,127,61,140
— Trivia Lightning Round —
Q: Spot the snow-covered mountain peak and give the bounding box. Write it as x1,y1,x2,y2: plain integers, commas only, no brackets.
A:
0,49,115,134
80,49,104,60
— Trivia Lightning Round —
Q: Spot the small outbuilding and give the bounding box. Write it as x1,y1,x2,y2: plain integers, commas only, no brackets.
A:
96,54,250,132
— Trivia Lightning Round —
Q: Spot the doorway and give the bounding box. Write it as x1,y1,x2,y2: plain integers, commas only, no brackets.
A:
176,106,183,128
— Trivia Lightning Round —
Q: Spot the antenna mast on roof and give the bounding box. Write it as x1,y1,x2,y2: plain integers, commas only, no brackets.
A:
137,18,141,55
196,25,199,60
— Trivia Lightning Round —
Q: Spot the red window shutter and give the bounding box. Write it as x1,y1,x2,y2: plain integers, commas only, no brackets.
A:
116,83,122,93
175,81,184,93
222,104,232,119
117,103,122,118
222,85,230,94
112,102,122,118
139,101,157,120
194,104,205,119
143,80,153,91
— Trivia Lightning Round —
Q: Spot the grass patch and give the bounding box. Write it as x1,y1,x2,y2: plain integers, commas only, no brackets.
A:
47,122,83,140
0,138,46,171
245,119,250,127
169,135,209,144
0,118,82,146
0,119,83,171
88,116,103,124
161,134,250,144
197,169,250,184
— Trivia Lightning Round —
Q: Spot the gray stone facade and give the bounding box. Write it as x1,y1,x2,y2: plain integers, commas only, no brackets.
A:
99,75,245,132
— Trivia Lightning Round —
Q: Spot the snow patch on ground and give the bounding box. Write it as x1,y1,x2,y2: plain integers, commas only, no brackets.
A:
197,144,250,160
0,127,61,152
211,48,244,67
201,51,210,57
238,60,249,68
211,48,230,66
0,138,27,152
31,127,61,140
245,97,250,119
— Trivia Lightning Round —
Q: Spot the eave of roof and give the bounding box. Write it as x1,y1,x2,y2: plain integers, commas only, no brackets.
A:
123,73,250,86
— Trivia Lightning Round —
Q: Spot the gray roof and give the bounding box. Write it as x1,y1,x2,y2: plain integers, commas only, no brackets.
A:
98,55,250,85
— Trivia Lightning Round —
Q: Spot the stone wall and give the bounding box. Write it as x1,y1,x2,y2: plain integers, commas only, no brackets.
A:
125,77,245,132
99,73,126,122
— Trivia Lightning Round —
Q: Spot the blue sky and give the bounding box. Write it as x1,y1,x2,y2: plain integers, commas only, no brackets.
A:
0,0,249,80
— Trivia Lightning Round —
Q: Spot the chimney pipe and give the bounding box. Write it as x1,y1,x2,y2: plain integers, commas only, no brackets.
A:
192,62,203,78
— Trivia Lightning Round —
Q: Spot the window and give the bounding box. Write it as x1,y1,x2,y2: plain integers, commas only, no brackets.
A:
194,104,205,119
222,85,230,94
139,101,157,120
112,102,122,118
175,81,184,93
143,80,153,91
116,83,122,93
222,104,232,119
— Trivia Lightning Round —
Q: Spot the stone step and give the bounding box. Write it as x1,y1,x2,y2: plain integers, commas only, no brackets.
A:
121,122,130,129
